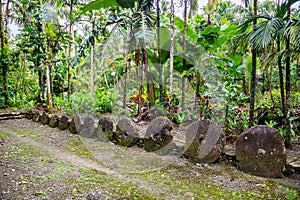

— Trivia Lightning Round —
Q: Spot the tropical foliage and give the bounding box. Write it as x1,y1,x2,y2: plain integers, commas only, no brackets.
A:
0,0,299,147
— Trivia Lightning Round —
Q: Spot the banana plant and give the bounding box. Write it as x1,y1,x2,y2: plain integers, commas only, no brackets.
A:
80,0,137,13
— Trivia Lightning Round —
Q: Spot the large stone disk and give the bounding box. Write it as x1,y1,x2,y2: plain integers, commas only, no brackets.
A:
236,125,287,178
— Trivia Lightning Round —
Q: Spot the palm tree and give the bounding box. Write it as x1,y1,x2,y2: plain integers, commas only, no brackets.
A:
156,0,163,102
67,0,74,99
181,0,198,111
205,0,217,25
0,0,8,107
90,10,95,94
247,0,298,146
169,0,174,109
133,0,155,108
285,0,292,148
181,0,187,111
249,0,257,127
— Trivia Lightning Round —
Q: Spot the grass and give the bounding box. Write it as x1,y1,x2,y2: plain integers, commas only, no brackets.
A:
0,126,298,199
0,131,11,139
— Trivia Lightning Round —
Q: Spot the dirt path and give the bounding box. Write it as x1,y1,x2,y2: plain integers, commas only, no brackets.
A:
0,119,299,199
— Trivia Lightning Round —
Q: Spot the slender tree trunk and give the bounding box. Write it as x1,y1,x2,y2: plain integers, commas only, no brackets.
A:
38,67,43,102
157,0,163,103
195,71,201,116
123,49,128,109
46,63,53,108
269,65,274,104
169,0,175,107
181,0,187,111
67,0,73,98
297,58,300,92
207,14,211,26
207,0,212,25
136,50,143,117
90,11,95,94
0,0,8,107
249,0,257,127
4,0,8,31
21,57,26,92
143,47,155,108
285,0,292,148
277,38,286,129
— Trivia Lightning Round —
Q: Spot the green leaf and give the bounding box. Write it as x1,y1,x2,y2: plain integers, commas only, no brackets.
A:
80,0,136,13
116,0,136,8
80,0,119,13
167,14,198,43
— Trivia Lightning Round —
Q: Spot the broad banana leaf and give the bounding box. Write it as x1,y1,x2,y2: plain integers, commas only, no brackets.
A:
81,0,136,13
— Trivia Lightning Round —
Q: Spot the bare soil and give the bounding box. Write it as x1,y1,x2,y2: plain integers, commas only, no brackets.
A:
0,119,299,200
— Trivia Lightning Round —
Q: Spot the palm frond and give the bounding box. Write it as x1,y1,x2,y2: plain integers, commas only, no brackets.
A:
285,19,300,51
133,11,155,47
231,31,251,54
72,16,124,67
250,17,284,51
132,1,155,48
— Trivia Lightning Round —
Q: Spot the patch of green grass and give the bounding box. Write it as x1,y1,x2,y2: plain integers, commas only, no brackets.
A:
285,188,299,200
0,144,40,159
35,190,49,199
65,139,95,160
65,167,159,199
48,164,75,181
127,165,288,199
0,131,11,139
13,128,40,139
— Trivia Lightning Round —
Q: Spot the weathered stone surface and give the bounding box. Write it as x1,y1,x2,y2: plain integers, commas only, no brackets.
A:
69,117,77,134
184,120,224,163
288,161,300,171
236,125,287,178
32,111,42,122
148,107,165,120
80,115,98,138
25,110,33,120
98,117,114,142
115,118,139,147
144,117,173,152
41,112,50,125
0,110,27,120
69,114,87,134
58,115,69,130
287,156,300,172
49,114,59,128
94,125,109,142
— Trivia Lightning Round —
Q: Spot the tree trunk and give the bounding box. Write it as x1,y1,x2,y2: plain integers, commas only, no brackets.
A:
181,0,188,111
195,71,201,116
90,11,95,94
21,57,26,92
249,0,257,127
143,47,155,108
169,0,175,108
67,0,74,99
46,64,53,108
285,0,291,148
0,0,8,107
4,0,8,30
157,0,163,103
277,38,286,130
123,49,128,109
136,50,143,117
